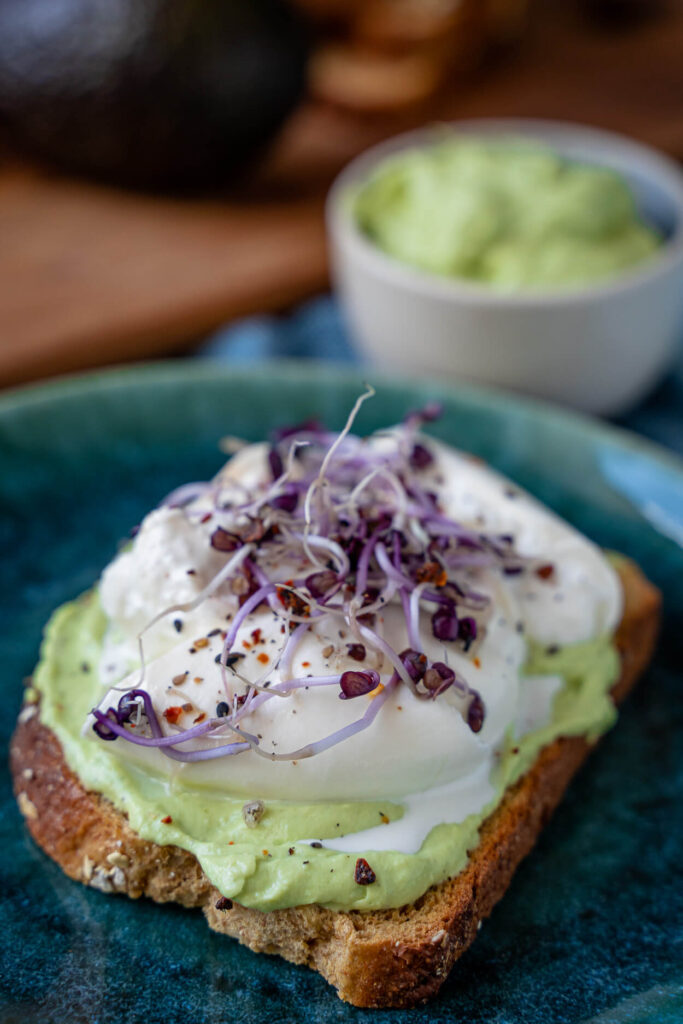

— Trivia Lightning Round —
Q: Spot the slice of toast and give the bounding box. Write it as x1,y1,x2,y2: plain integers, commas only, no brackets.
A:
11,557,660,1008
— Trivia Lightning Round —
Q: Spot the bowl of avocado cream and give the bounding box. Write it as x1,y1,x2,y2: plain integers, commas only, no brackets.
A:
328,120,683,415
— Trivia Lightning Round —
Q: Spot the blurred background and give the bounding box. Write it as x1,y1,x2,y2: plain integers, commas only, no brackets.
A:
0,0,681,444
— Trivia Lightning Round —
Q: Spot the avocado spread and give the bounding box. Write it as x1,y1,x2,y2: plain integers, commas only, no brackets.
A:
34,591,620,912
353,137,662,290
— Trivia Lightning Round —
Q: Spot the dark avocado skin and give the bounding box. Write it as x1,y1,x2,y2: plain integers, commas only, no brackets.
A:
0,0,308,191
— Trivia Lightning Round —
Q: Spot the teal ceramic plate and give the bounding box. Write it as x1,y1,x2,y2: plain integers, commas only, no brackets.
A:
1,362,682,1024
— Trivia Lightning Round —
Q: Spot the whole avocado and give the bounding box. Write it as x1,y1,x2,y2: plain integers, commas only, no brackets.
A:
0,0,308,191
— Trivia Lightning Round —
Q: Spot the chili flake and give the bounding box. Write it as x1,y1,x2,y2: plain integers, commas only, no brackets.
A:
536,563,555,581
163,706,183,725
161,815,173,825
257,653,270,665
277,588,310,617
416,561,448,587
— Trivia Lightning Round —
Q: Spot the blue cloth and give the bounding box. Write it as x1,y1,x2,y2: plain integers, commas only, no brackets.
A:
199,295,683,458
614,351,683,455
200,296,357,366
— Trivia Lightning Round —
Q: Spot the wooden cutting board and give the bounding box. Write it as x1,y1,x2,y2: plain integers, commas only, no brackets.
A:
1,2,682,389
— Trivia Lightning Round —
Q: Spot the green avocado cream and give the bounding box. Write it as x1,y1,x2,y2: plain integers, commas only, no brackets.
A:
34,591,619,912
353,137,662,290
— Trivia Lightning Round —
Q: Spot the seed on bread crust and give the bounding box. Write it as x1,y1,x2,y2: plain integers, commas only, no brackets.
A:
17,791,38,820
106,852,130,869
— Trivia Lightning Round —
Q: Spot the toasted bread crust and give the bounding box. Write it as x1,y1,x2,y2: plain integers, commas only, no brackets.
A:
11,558,660,1007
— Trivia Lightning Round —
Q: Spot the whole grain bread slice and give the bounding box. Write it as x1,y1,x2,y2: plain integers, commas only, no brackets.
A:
11,557,660,1008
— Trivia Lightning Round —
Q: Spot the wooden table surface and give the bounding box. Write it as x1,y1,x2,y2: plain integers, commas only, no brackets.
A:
1,1,682,388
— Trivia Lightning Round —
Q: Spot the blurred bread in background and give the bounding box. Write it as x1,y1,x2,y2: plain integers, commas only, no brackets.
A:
295,0,530,113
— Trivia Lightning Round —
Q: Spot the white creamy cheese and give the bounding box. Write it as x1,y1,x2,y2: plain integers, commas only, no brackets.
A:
94,436,622,851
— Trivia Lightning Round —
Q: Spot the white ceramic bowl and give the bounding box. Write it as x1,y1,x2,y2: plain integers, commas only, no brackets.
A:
327,119,683,416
